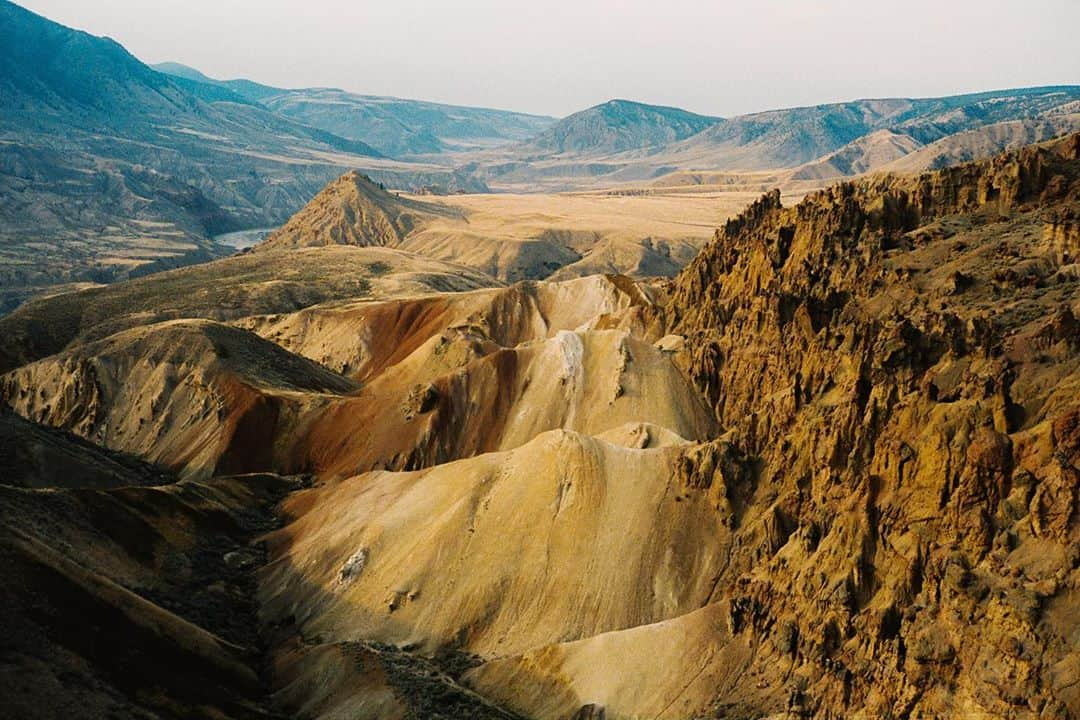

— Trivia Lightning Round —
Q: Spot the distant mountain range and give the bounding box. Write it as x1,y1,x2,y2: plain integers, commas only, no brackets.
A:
477,88,1080,189
664,87,1080,170
148,63,1080,189
152,62,556,157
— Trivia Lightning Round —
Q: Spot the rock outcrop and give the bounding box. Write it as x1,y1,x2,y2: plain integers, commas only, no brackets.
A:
647,131,1080,718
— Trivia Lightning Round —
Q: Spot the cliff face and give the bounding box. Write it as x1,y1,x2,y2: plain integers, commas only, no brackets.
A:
661,133,1080,718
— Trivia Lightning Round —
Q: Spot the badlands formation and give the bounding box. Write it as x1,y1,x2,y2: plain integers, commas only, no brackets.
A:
2,134,1079,719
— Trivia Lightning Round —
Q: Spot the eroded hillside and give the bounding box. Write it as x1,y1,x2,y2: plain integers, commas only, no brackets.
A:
652,132,1080,717
2,135,1078,719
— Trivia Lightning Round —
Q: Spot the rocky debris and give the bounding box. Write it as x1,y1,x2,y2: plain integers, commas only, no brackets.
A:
224,548,260,571
675,437,751,523
338,548,369,584
351,642,524,720
654,333,685,353
403,383,440,421
384,587,421,613
1045,209,1080,265
945,269,974,295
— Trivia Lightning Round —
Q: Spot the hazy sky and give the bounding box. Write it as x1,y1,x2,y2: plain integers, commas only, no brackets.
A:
17,0,1080,118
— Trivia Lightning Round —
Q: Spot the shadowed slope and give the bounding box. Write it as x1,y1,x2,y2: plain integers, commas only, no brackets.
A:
0,406,171,489
2,319,359,479
0,472,299,719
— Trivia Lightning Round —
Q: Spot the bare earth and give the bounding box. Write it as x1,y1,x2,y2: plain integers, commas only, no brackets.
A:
3,136,1079,719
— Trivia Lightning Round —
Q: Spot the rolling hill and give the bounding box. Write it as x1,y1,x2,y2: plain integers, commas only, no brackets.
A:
0,244,502,373
519,99,721,155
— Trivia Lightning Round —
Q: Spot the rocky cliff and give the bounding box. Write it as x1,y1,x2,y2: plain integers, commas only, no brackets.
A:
652,132,1080,717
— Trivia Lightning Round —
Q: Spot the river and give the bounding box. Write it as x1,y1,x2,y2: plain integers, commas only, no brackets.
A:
212,228,276,250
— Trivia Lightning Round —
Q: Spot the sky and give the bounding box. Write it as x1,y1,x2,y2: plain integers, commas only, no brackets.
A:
16,0,1080,118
